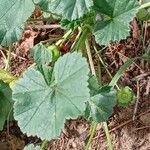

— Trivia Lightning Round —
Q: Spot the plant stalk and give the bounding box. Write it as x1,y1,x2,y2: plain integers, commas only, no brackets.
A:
56,29,72,46
103,122,113,150
5,45,12,71
74,27,90,52
70,27,82,51
85,39,97,150
93,45,120,90
85,39,96,76
139,2,150,9
40,140,49,150
85,122,97,150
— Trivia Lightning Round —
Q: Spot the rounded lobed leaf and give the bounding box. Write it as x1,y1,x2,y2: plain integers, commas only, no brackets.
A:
85,86,117,122
93,0,139,45
34,0,93,21
13,52,90,140
31,43,52,65
0,0,35,47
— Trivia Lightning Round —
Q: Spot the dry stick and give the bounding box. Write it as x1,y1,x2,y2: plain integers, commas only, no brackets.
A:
94,45,120,90
94,109,150,139
145,77,150,96
30,24,61,30
133,81,140,120
131,72,150,81
2,49,26,60
133,126,150,131
143,21,148,49
117,52,144,73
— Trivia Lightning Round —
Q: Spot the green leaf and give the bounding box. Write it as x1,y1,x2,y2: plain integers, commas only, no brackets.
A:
117,86,134,107
34,0,93,21
36,65,53,86
0,0,35,47
137,8,150,21
24,144,40,150
0,69,17,84
13,52,90,140
85,86,116,122
93,0,139,45
88,75,101,96
0,80,13,130
31,43,52,65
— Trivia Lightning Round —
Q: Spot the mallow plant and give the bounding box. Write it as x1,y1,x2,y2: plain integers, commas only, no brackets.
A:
0,0,150,149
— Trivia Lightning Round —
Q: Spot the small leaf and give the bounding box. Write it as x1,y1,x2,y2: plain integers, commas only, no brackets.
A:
34,0,93,21
93,0,139,45
0,0,35,47
0,80,13,130
24,144,40,150
137,8,150,21
117,86,134,107
85,86,116,122
31,43,52,65
13,52,90,140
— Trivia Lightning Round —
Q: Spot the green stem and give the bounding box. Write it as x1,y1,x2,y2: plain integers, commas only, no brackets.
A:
93,45,120,90
103,122,113,150
40,140,49,150
85,122,97,150
27,17,51,22
85,39,96,76
70,27,82,51
85,39,97,150
85,39,114,150
56,29,72,46
5,45,12,71
139,2,150,9
74,27,90,52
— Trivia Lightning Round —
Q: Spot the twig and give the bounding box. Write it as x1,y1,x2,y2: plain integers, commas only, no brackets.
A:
131,72,150,81
133,126,150,131
133,81,140,120
31,24,61,30
145,77,150,96
93,109,150,139
117,52,144,73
